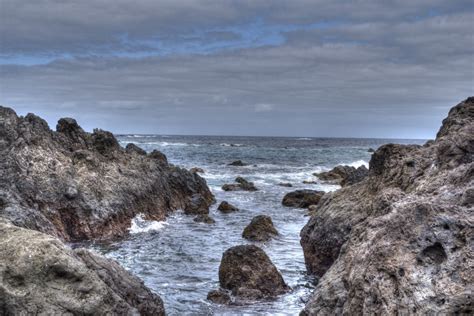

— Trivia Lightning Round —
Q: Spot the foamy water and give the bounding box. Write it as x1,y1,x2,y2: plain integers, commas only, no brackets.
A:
85,135,424,315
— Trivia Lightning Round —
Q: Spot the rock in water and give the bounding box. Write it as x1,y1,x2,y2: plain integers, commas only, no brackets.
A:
0,219,165,315
222,177,258,191
193,214,216,224
300,97,474,315
218,201,239,213
218,245,289,299
228,160,247,166
242,215,279,241
189,167,205,174
314,165,368,186
0,106,214,241
282,190,325,208
207,289,232,305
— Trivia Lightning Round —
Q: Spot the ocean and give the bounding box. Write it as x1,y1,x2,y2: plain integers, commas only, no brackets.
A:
85,135,426,315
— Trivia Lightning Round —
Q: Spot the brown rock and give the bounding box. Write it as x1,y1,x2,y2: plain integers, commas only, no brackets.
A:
242,215,279,242
193,214,215,224
218,201,239,213
207,289,231,304
282,190,325,208
222,177,258,191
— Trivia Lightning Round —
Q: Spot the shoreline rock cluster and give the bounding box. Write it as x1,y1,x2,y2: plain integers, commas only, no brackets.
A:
300,97,473,314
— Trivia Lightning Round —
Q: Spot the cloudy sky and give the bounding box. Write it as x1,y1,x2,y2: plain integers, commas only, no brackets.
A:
0,1,473,138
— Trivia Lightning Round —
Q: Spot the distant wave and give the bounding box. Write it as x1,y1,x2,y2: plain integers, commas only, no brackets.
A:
220,143,245,147
346,160,369,168
129,214,168,234
296,137,312,140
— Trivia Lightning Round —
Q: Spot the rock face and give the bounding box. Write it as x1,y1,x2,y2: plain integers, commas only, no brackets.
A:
218,201,239,213
282,190,325,208
0,219,165,315
218,245,290,300
300,98,474,315
242,215,279,241
314,164,369,186
222,177,258,191
0,106,214,241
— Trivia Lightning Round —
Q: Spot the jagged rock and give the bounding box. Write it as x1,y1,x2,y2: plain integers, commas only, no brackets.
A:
300,98,474,315
148,149,168,164
282,190,325,208
0,219,165,315
368,147,375,153
242,215,279,241
189,167,205,174
125,143,147,155
218,245,289,300
0,106,214,241
217,201,239,213
314,165,369,186
193,214,215,224
207,289,232,305
222,177,258,191
184,193,211,215
278,182,293,187
228,160,247,166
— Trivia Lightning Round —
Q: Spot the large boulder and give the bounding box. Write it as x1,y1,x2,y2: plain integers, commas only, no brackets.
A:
314,164,368,186
282,190,325,208
0,106,214,241
300,97,474,315
0,219,165,315
222,177,258,191
217,245,289,300
242,215,279,242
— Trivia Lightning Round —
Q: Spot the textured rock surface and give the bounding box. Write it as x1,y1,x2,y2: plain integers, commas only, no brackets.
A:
314,165,369,186
282,190,325,208
222,177,258,191
242,215,279,241
300,98,474,315
0,106,214,241
207,289,232,305
0,219,165,315
218,201,239,213
218,245,289,300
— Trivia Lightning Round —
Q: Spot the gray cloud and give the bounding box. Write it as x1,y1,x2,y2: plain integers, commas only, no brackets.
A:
0,1,473,138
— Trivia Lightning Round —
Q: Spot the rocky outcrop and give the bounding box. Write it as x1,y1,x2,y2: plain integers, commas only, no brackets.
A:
222,177,258,191
189,167,205,174
300,98,474,315
217,201,239,213
0,219,165,315
314,165,369,186
125,143,147,155
0,106,214,241
216,245,289,300
282,190,325,208
242,215,279,242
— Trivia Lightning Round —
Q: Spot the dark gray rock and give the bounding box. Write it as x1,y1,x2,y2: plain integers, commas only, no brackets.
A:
242,215,279,242
282,190,325,208
125,143,147,155
189,167,205,173
148,149,168,164
222,177,258,191
300,97,474,315
314,164,368,186
218,201,239,213
278,182,293,187
193,214,215,224
0,219,165,315
0,106,214,241
207,289,232,305
228,160,247,166
218,245,290,300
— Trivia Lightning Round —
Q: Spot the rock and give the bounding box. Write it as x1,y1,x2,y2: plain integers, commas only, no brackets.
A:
193,214,215,224
189,167,205,174
368,147,375,153
300,98,474,315
303,180,317,184
184,193,211,215
125,143,147,155
242,215,279,242
314,165,369,186
217,201,239,213
0,219,165,315
207,289,232,305
228,160,247,166
222,177,258,191
148,149,168,164
0,106,214,241
218,245,289,299
282,190,325,208
278,182,293,187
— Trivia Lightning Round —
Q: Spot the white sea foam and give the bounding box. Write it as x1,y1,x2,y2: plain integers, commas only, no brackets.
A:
346,159,369,168
296,137,312,140
129,214,168,234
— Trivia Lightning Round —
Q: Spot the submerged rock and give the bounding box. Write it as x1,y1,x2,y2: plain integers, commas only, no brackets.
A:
242,215,279,242
282,190,325,208
218,245,290,300
0,106,214,241
193,214,215,224
222,177,258,191
278,182,293,187
314,164,368,186
207,289,232,305
0,219,165,315
300,97,474,315
217,201,239,213
228,160,247,166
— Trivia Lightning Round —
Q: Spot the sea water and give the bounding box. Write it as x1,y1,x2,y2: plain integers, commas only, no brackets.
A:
86,135,425,315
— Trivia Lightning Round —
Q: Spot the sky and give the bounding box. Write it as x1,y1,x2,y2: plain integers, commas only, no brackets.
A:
0,1,473,139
